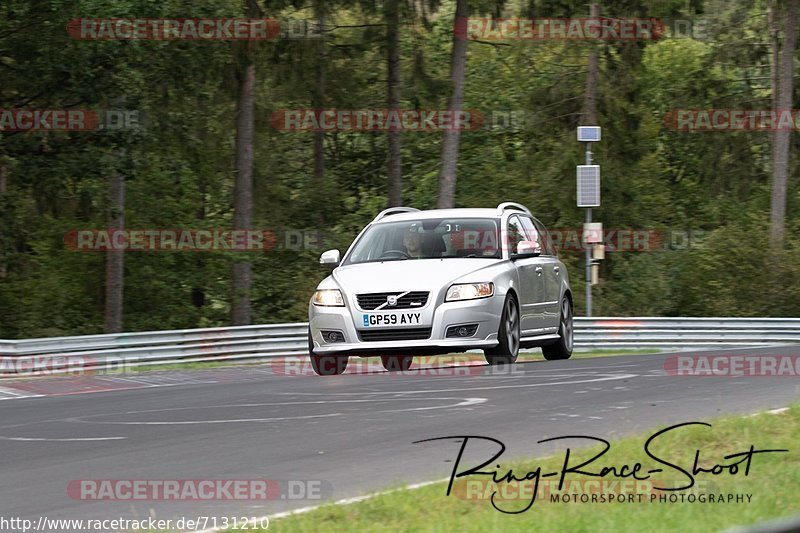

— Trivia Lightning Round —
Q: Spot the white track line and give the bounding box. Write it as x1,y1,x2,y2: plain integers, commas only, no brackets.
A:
286,373,638,396
746,407,791,418
0,386,44,400
72,397,486,425
0,436,126,442
767,407,789,415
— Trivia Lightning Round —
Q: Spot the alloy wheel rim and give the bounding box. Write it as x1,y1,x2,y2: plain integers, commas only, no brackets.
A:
506,300,519,355
562,300,573,351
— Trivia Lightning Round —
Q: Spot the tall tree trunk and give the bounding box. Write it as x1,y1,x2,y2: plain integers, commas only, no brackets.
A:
104,156,125,333
769,0,779,220
192,150,207,310
0,164,7,279
231,0,258,326
581,4,600,126
313,1,327,218
232,61,255,325
436,0,468,209
386,0,403,207
770,0,797,250
769,0,779,101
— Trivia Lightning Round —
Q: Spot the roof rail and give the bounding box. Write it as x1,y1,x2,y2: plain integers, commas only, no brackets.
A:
372,206,420,223
496,202,531,215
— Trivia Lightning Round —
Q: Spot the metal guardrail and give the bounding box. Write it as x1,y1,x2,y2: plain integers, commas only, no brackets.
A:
573,317,800,349
1,317,799,375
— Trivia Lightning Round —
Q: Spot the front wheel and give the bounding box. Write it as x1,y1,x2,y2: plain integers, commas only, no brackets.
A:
310,354,349,375
308,327,349,375
380,355,413,372
542,297,573,360
484,295,520,365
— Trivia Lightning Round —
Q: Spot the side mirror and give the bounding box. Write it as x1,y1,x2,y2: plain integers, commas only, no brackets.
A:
320,249,341,266
514,240,541,258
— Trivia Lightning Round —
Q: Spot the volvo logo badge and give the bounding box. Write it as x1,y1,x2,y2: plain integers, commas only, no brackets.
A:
386,295,398,307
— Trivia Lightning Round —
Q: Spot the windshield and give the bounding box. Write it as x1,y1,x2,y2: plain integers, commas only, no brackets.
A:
344,218,501,265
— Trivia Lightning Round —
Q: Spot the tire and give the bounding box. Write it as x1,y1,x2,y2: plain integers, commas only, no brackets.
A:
308,327,349,376
542,297,573,361
380,355,413,372
484,295,520,365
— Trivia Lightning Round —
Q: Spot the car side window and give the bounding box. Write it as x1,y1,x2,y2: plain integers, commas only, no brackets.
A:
531,218,556,256
506,216,527,256
518,216,548,255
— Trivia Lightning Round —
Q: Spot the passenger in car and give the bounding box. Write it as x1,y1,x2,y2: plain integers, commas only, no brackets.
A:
422,233,446,258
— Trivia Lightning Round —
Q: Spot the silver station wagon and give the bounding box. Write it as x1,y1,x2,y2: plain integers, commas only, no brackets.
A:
307,202,573,375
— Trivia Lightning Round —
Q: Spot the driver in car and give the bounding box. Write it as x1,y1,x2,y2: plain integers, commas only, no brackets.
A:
403,225,424,259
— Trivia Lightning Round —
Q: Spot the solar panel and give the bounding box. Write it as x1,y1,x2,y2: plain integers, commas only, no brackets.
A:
577,126,601,142
577,165,600,207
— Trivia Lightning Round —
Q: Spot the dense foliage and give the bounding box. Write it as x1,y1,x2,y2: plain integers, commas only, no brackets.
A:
1,0,798,339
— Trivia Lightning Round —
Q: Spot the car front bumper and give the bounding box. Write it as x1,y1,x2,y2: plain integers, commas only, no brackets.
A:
309,295,503,355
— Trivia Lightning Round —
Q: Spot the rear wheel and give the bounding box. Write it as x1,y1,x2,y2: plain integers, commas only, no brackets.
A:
380,355,413,372
308,327,349,375
484,295,520,365
542,297,573,361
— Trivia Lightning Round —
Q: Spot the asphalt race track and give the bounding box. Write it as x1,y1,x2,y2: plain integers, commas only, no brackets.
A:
1,347,798,528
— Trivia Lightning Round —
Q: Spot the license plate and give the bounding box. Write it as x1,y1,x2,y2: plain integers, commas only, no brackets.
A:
362,312,421,327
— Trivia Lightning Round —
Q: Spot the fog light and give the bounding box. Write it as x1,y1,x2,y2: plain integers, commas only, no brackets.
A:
445,324,479,338
321,330,345,343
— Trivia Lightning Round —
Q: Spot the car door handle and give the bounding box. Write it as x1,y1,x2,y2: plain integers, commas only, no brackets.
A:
535,267,543,275
554,266,560,275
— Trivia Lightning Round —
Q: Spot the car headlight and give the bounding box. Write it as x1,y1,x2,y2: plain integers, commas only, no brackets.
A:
445,282,494,302
312,289,345,306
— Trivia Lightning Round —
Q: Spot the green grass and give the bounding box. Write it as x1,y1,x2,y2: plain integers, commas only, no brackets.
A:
236,405,800,533
122,360,256,372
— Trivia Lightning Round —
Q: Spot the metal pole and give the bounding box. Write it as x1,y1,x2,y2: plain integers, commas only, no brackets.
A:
585,143,592,317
